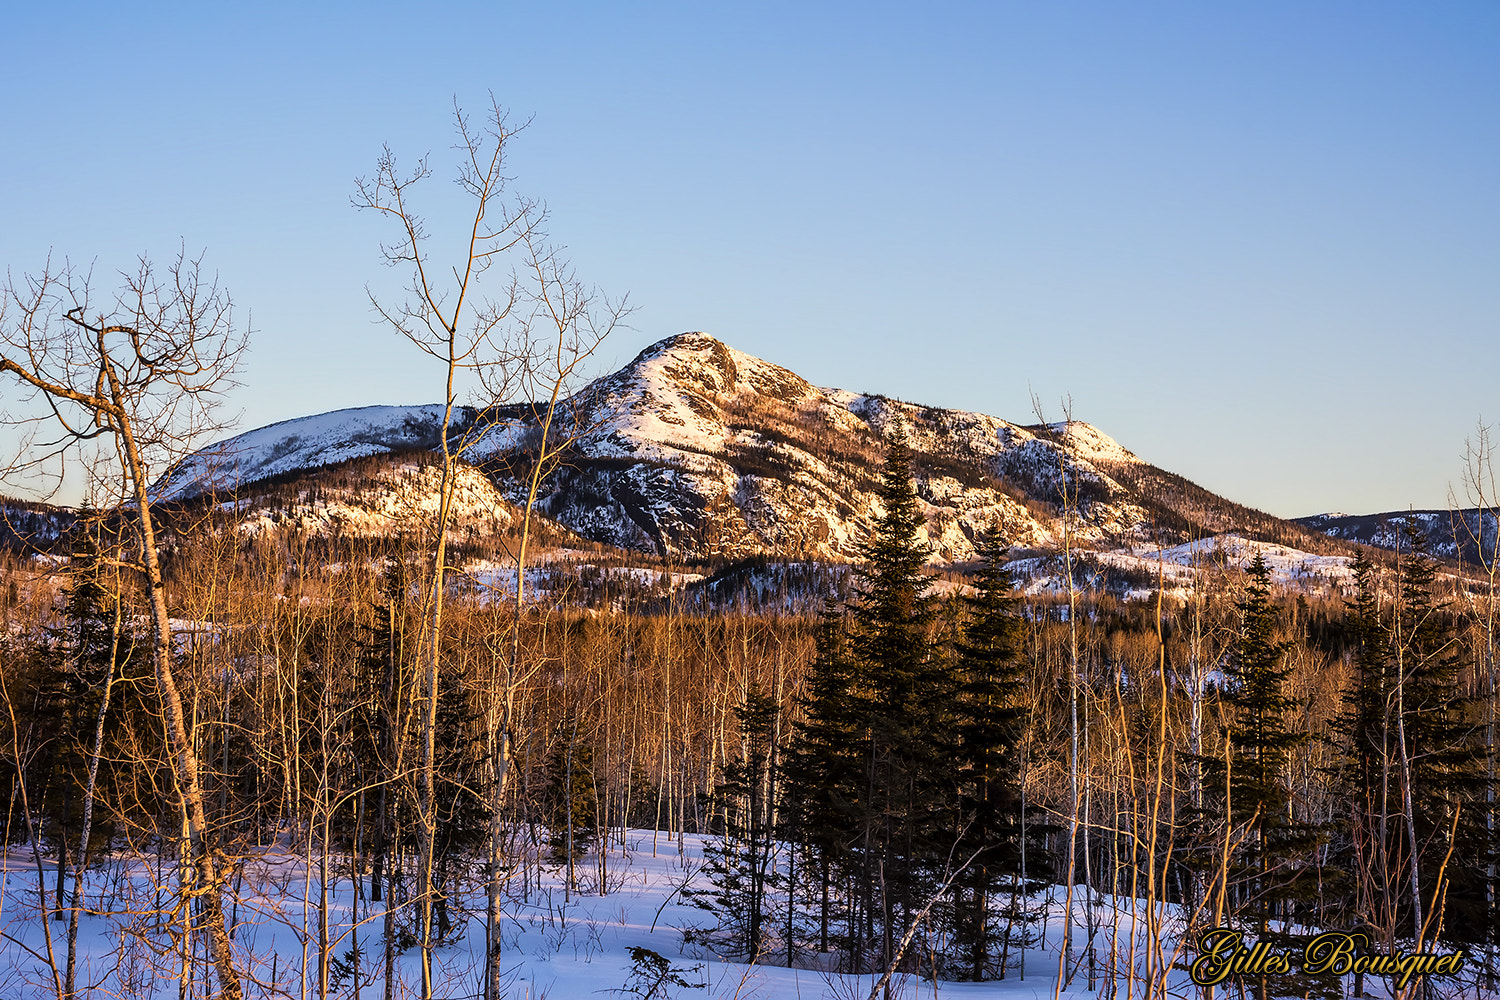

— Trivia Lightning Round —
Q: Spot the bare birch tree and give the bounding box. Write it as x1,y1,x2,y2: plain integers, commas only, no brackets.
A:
355,97,623,1000
0,250,248,1000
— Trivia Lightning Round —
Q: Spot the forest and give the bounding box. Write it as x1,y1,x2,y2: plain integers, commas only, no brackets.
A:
1,423,1498,1000
2,103,1498,1000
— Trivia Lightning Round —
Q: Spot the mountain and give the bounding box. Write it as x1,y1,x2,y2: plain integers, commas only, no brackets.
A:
155,404,467,500
161,332,1335,566
0,497,72,553
1298,508,1499,565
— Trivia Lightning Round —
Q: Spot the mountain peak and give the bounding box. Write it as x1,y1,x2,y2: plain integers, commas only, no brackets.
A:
620,332,815,403
159,333,1316,566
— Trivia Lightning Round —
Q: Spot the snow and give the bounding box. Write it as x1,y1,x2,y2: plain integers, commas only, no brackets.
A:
152,334,1325,574
1046,421,1140,467
1010,535,1355,599
156,405,454,500
0,832,1226,1000
227,462,517,540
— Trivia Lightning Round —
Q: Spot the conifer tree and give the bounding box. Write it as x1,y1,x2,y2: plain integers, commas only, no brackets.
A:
846,423,950,968
431,654,484,939
784,603,862,957
1211,554,1326,1000
356,561,408,905
36,507,125,909
695,686,782,959
543,718,599,868
949,529,1045,979
1389,522,1486,944
1328,555,1390,951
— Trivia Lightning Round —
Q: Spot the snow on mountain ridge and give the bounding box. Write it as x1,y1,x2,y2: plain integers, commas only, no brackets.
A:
488,332,1156,562
157,404,462,500
163,333,1227,565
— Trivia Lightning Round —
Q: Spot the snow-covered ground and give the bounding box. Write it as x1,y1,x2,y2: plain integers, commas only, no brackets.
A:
2,832,1214,1000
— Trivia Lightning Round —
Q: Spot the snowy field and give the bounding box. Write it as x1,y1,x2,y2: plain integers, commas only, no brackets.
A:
0,831,1218,1000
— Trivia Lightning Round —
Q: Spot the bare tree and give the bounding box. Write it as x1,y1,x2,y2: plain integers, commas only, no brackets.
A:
355,97,624,1000
355,99,534,1000
1451,422,1500,984
0,250,248,1000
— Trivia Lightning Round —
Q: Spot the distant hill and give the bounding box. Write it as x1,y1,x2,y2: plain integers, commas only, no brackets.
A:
1298,508,1499,566
158,333,1346,569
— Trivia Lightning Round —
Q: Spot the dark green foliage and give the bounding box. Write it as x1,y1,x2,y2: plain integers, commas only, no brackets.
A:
543,721,599,864
35,508,127,858
948,530,1046,979
1325,555,1386,935
618,946,704,1000
845,425,953,966
783,603,862,956
1209,554,1330,999
432,648,485,938
694,686,782,958
1389,523,1488,941
356,562,408,904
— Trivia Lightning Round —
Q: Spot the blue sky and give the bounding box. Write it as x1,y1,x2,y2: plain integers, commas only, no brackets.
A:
2,1,1497,517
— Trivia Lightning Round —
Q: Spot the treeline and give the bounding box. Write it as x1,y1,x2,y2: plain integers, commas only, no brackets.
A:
3,439,1499,996
668,434,1500,996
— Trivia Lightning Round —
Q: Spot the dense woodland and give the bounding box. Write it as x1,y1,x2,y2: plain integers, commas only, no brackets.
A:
2,429,1499,1000
3,104,1498,1000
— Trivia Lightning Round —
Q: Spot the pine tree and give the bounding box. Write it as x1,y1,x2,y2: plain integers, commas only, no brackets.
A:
356,561,408,905
36,507,125,901
543,719,599,867
1210,554,1327,1000
784,603,862,957
948,530,1046,979
1388,522,1487,944
695,686,782,959
431,655,484,939
845,423,951,969
1327,554,1388,958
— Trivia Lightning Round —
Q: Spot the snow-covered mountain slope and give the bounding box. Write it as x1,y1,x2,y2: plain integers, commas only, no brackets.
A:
166,332,1329,566
1298,508,1500,564
0,497,73,554
456,333,1165,562
155,404,469,501
220,456,519,541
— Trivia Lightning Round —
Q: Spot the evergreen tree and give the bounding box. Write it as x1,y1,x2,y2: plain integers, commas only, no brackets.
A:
784,603,862,958
1210,554,1328,1000
1327,555,1389,954
948,530,1046,979
36,507,125,875
845,424,951,969
543,719,599,867
431,654,484,939
1388,522,1487,943
356,561,408,904
694,686,782,960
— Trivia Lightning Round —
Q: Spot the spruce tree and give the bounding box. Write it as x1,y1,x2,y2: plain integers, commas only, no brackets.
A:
37,507,124,890
1211,554,1327,1000
695,686,782,959
1389,522,1487,943
846,424,950,969
784,603,862,957
949,529,1045,979
431,654,484,939
543,718,599,867
356,561,408,904
1328,555,1388,954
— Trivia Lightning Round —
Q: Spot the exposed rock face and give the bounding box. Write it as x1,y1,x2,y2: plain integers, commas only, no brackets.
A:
164,332,1302,564
470,332,1150,562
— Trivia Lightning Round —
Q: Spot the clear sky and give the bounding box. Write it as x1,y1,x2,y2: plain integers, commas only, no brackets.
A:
2,1,1496,518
